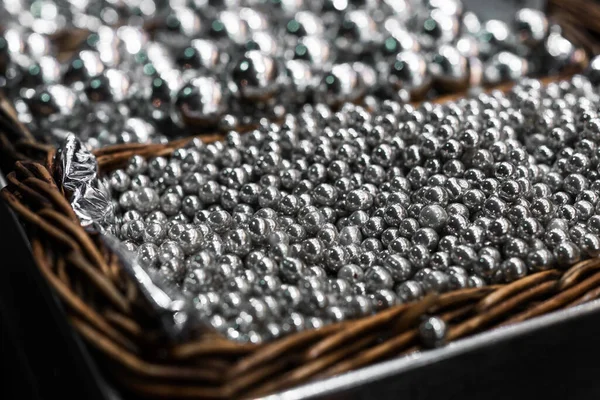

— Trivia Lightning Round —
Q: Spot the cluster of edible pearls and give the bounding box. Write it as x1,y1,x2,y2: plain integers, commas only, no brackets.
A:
103,74,600,343
1,1,583,149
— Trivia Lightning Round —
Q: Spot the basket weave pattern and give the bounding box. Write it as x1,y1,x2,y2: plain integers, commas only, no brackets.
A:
2,1,600,397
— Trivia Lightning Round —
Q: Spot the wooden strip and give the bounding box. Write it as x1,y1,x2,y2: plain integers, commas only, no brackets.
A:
0,96,34,141
1,190,81,251
104,310,143,337
93,142,167,157
432,287,497,312
448,280,557,341
440,304,476,323
0,134,31,163
38,209,111,275
23,177,79,222
475,270,561,312
71,317,223,383
565,286,600,309
16,140,55,156
306,304,409,360
171,339,257,360
66,252,130,314
227,323,344,378
392,294,438,333
503,271,600,326
228,356,294,398
31,240,136,352
14,161,36,180
19,161,55,186
311,297,433,379
56,256,70,288
319,330,418,379
125,278,138,304
97,147,174,171
557,258,600,290
6,172,51,208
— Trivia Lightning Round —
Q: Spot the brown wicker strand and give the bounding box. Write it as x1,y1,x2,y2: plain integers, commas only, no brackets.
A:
318,330,418,380
31,239,137,351
65,252,131,314
557,258,600,290
566,286,600,308
22,177,79,221
475,270,562,312
103,310,143,338
70,316,224,383
503,269,600,325
6,172,52,208
241,334,377,399
446,280,559,342
305,304,410,360
227,323,345,377
37,208,112,275
1,190,82,251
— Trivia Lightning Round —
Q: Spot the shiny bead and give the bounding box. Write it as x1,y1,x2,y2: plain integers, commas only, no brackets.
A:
429,44,469,92
137,243,159,269
387,51,431,99
418,204,448,231
395,280,424,303
554,241,581,268
408,245,430,268
174,77,228,127
177,39,221,71
514,9,548,47
317,63,365,106
383,254,412,283
280,257,305,283
451,245,477,267
419,316,446,348
85,69,131,103
338,264,364,281
423,270,449,293
500,257,528,283
418,9,459,49
133,188,160,214
580,233,600,257
158,240,185,264
527,249,555,272
230,50,283,101
160,193,182,216
364,266,394,292
369,289,397,311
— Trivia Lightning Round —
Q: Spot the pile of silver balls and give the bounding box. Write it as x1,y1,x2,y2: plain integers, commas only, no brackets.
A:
101,74,600,343
0,0,584,149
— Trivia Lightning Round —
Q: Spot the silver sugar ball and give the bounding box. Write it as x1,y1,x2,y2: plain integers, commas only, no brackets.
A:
419,316,447,348
174,76,228,127
230,50,283,101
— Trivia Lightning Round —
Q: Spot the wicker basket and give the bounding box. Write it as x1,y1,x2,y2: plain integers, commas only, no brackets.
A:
2,1,600,398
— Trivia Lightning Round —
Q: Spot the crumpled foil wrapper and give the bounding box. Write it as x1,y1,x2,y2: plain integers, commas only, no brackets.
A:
54,134,200,339
54,134,114,229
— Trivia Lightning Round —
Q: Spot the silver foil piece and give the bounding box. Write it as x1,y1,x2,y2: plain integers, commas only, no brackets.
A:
54,134,113,228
